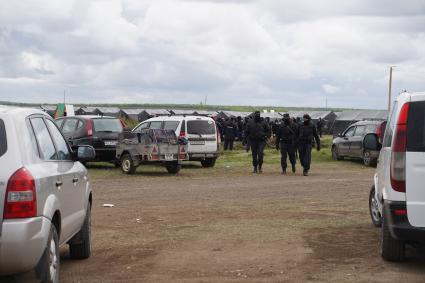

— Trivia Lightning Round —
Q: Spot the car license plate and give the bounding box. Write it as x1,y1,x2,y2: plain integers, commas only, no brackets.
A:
190,140,205,145
165,154,174,161
104,140,117,146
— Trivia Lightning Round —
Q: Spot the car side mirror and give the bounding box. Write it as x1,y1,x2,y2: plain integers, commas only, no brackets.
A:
74,145,96,162
363,133,382,151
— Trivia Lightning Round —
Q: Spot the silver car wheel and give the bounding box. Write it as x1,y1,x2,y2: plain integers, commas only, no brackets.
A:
363,151,371,166
122,159,131,172
370,195,380,223
49,237,58,281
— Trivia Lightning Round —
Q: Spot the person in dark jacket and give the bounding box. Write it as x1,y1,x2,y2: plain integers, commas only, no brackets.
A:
245,111,271,173
276,114,297,174
316,117,324,137
236,116,244,141
297,114,320,176
224,118,237,150
216,118,225,141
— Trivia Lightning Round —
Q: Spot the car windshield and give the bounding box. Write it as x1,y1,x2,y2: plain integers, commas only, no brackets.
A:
92,118,123,133
0,119,7,157
187,120,215,135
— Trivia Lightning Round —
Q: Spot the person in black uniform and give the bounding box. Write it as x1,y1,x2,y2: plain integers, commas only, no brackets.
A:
276,114,297,174
297,114,320,176
245,111,271,173
316,117,324,137
223,118,237,150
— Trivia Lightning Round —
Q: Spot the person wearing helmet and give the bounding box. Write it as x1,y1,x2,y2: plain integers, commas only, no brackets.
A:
245,111,271,173
276,114,297,174
297,114,320,176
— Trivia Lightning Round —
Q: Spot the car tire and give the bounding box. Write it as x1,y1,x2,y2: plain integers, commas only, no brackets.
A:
201,158,216,168
332,145,343,161
363,150,376,167
36,224,60,283
381,210,405,262
166,162,182,174
369,186,382,227
121,154,137,175
69,203,91,259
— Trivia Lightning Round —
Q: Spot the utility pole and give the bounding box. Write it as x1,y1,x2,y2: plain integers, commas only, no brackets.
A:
388,66,395,111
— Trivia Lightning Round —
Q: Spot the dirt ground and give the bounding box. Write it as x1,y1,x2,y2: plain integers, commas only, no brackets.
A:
58,161,425,283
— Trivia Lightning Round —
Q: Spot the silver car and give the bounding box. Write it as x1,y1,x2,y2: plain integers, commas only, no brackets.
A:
0,107,94,282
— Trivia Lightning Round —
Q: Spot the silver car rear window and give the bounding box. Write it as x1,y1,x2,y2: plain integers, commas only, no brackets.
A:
0,119,7,157
92,118,123,133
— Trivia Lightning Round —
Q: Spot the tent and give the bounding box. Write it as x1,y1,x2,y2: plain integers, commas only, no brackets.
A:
95,107,121,117
138,109,170,121
330,110,388,135
120,109,144,121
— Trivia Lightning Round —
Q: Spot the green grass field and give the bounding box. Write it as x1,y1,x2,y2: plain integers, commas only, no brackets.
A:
86,135,367,179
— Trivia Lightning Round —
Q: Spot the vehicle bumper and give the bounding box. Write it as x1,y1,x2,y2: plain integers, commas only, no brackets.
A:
384,200,425,243
188,152,219,161
0,217,51,276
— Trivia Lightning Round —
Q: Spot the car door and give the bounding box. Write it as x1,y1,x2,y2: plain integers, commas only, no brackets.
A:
29,117,85,243
339,126,355,155
45,118,87,241
348,125,366,157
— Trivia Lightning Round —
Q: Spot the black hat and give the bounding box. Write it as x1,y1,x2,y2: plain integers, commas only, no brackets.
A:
303,114,311,120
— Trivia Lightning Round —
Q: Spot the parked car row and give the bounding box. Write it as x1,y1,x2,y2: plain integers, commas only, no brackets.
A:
0,110,221,281
55,115,220,169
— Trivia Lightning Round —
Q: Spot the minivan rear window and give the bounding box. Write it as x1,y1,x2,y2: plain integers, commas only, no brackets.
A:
407,101,425,152
187,120,215,135
92,118,123,133
0,119,7,157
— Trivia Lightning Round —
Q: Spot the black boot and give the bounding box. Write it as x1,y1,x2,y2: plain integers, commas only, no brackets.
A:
253,166,258,174
303,170,309,176
282,170,287,175
292,165,296,173
258,165,263,174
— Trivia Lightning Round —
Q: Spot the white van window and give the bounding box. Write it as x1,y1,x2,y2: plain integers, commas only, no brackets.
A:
164,121,180,131
133,122,149,132
150,121,163,129
187,120,215,135
407,101,425,152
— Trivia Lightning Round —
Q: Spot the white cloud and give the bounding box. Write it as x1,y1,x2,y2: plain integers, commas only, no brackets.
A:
0,0,425,108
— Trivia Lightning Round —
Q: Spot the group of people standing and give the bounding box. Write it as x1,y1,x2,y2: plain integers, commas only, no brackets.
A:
216,111,321,176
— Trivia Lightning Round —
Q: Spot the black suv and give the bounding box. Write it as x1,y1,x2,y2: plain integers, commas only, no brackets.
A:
55,116,124,163
332,120,386,166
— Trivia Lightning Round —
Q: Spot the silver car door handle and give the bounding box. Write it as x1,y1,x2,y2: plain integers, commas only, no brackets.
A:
73,177,79,183
56,180,63,187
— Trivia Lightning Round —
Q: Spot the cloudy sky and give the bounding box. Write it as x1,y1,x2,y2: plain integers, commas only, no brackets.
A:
1,0,425,109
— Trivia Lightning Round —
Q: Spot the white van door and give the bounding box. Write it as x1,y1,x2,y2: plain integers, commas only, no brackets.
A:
405,100,425,227
186,118,217,153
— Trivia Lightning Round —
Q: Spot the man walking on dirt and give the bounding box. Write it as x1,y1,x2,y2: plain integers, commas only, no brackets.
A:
245,111,271,173
298,114,320,176
276,114,297,174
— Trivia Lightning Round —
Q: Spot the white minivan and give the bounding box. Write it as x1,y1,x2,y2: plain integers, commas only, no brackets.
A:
132,116,220,167
368,91,425,261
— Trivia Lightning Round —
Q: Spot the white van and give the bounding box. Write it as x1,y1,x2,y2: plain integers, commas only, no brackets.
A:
367,91,425,261
132,116,220,167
